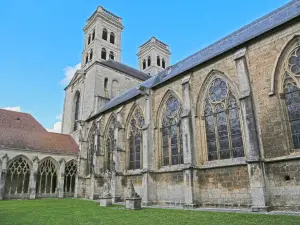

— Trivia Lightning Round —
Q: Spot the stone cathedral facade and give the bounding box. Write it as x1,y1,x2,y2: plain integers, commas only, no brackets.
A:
61,1,300,211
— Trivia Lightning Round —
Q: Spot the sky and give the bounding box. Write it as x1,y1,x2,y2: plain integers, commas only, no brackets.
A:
0,0,290,132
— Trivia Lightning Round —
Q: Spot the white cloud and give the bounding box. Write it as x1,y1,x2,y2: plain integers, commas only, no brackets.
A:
47,121,62,133
61,63,81,85
2,106,21,112
56,114,62,120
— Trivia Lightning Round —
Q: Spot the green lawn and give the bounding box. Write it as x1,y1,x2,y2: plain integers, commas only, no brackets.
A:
0,199,299,225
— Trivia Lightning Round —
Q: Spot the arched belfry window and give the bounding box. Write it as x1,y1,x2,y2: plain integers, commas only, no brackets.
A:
88,34,91,45
36,158,58,197
162,58,166,69
101,48,107,60
105,115,116,171
204,78,244,161
110,32,115,44
85,55,89,65
282,45,300,149
4,156,30,199
73,91,80,131
64,160,77,197
142,59,146,70
87,124,97,175
109,51,114,60
128,107,145,170
92,29,95,40
157,56,161,66
147,56,151,67
102,28,107,40
161,95,183,166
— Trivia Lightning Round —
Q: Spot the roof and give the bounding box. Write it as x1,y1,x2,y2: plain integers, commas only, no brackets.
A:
99,60,151,81
88,0,300,120
0,109,78,155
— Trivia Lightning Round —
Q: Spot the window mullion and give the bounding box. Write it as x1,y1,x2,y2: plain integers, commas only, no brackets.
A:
213,111,221,160
168,126,172,165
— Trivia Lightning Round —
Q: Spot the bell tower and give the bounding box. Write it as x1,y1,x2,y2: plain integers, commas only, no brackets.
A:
137,37,171,76
82,6,124,68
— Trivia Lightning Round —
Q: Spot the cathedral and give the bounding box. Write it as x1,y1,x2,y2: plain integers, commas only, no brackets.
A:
2,1,300,212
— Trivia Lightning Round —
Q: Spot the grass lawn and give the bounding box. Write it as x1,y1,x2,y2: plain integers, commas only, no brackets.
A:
0,199,299,225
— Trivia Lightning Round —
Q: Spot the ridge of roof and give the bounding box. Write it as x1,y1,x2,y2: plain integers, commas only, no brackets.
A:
87,0,300,120
99,60,151,81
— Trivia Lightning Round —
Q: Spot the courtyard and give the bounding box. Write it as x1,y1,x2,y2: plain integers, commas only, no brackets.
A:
0,199,299,225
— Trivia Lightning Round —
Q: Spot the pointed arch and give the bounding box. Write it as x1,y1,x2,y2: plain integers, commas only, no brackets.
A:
36,157,59,197
196,70,244,161
270,35,300,95
73,90,81,131
155,89,182,128
87,122,97,175
156,89,183,166
272,36,300,150
125,103,145,170
104,113,117,171
4,155,32,199
64,159,77,197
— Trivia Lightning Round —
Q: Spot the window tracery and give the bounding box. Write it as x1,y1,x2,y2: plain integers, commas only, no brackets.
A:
4,157,30,198
87,125,97,175
106,116,116,171
128,107,144,170
282,45,300,149
161,95,183,166
36,158,57,197
204,78,244,161
64,160,77,196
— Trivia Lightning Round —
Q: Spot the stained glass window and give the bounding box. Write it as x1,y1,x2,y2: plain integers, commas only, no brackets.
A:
106,116,116,171
283,46,300,149
161,95,183,166
129,108,144,170
204,78,244,161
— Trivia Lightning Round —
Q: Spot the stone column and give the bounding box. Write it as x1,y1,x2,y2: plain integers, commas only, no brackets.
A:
139,86,154,205
0,154,8,200
58,159,66,198
181,75,196,208
110,107,123,202
29,157,39,199
234,48,268,212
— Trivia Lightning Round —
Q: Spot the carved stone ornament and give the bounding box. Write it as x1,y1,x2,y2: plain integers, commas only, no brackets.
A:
126,179,140,199
100,170,112,198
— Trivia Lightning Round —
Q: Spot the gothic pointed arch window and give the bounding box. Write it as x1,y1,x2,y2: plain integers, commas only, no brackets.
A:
4,156,30,199
85,54,89,65
73,91,80,131
102,28,107,40
161,95,183,166
143,59,146,70
106,115,116,171
87,124,97,175
64,160,77,197
110,32,115,44
109,51,114,60
281,44,300,149
162,58,166,69
128,107,145,170
204,77,244,161
36,158,58,197
147,56,151,67
157,56,161,66
101,48,107,60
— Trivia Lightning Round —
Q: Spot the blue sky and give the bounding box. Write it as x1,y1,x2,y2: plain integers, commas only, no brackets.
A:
0,0,290,132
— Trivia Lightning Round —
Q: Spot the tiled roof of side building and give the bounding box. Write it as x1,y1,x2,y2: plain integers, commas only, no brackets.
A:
99,60,151,81
0,109,78,154
88,0,300,120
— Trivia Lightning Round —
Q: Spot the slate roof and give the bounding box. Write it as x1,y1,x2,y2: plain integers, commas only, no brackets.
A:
0,109,78,154
88,0,300,121
99,60,151,81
